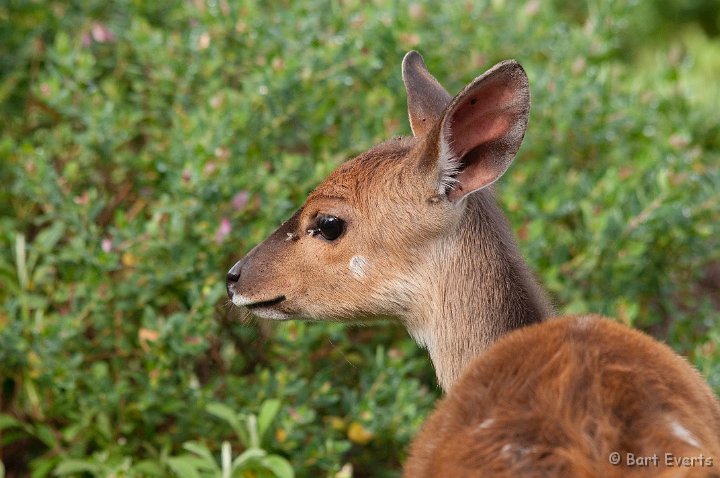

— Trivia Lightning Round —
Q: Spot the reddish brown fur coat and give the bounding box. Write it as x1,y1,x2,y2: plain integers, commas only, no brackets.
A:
404,315,720,477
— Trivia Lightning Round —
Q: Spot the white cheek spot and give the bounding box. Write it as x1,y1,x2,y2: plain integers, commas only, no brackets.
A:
349,255,368,279
669,419,701,448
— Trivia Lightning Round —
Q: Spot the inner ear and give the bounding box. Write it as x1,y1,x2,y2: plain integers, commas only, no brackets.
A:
450,142,506,199
438,61,530,202
447,83,516,155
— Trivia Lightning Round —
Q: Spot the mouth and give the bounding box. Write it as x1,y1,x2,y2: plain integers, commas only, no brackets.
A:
243,295,286,309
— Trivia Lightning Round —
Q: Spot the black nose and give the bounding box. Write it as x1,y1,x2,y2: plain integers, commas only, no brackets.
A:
226,262,242,299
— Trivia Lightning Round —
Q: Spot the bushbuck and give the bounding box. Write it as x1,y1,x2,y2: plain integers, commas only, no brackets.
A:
226,51,720,476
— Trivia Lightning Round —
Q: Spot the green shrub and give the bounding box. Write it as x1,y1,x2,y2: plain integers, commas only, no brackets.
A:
1,1,718,477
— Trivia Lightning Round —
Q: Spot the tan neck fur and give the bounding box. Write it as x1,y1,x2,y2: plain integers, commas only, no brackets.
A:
404,190,552,391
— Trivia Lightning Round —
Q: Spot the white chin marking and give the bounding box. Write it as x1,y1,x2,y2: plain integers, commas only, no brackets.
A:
251,308,290,321
231,294,289,320
231,294,255,307
349,255,368,279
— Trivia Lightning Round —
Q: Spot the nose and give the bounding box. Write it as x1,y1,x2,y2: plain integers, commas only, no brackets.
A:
226,260,243,299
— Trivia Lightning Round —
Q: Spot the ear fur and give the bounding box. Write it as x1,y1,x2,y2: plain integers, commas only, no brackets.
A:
402,51,452,137
436,60,530,202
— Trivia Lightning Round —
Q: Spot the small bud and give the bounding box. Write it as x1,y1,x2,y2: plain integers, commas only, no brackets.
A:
101,237,113,252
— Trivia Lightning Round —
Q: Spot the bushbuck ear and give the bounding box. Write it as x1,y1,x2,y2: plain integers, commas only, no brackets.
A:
402,51,451,137
437,60,530,202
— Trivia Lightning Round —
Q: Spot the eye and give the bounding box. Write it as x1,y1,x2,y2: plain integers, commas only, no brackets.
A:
316,215,345,241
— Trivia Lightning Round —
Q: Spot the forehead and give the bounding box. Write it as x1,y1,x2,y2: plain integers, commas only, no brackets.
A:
309,136,417,203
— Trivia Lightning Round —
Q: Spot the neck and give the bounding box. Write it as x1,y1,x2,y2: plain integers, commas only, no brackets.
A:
407,190,552,391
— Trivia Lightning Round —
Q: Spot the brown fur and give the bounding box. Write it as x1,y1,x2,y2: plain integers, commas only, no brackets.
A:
227,54,551,390
404,316,720,477
228,131,552,388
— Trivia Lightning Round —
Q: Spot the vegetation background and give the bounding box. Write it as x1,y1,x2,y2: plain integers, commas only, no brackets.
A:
1,0,719,476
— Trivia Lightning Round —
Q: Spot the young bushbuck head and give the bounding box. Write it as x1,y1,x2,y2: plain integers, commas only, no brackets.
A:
226,51,552,390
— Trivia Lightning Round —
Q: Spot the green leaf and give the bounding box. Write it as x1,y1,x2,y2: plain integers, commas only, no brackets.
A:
206,403,248,445
33,221,65,252
167,456,202,478
257,399,281,443
34,424,58,449
182,441,219,469
14,233,27,290
95,412,112,441
221,442,231,478
133,460,166,476
31,457,58,478
260,455,294,478
230,448,266,470
246,414,259,449
0,414,21,431
54,459,99,475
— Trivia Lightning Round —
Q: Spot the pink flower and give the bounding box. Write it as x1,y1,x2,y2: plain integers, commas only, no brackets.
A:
101,237,113,252
232,191,249,211
203,161,217,175
91,23,116,43
74,191,89,205
215,218,232,244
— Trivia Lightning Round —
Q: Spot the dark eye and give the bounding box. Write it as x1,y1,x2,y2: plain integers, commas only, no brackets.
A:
317,216,345,241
